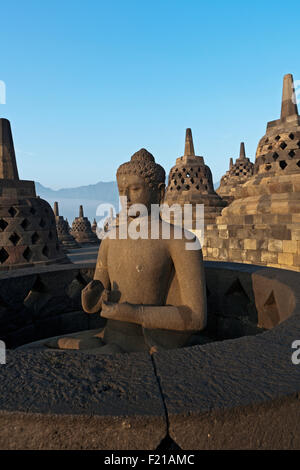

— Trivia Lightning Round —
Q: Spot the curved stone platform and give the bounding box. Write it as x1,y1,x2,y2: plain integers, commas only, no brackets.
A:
0,262,299,449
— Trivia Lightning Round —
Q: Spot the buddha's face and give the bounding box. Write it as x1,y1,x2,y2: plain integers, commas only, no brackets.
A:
117,174,164,214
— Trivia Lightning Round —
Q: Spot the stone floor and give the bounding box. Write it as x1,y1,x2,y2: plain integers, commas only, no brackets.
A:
66,245,99,264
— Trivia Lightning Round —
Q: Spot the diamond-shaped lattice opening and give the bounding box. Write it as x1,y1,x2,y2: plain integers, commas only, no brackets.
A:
289,150,295,158
48,231,53,240
275,135,281,141
272,152,279,161
9,232,20,246
29,207,36,215
8,207,17,217
280,141,287,150
297,160,300,168
265,165,272,171
279,160,287,170
268,145,273,150
42,245,49,258
31,232,40,244
289,133,295,140
39,218,46,228
0,219,8,231
181,178,184,184
0,248,9,264
176,186,181,190
185,185,190,190
23,247,32,262
21,219,30,230
297,141,300,149
196,185,200,190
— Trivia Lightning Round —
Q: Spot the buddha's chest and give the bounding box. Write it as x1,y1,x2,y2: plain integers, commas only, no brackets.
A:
107,238,172,288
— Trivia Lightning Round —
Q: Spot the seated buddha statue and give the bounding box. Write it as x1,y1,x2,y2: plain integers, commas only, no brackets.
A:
46,148,207,353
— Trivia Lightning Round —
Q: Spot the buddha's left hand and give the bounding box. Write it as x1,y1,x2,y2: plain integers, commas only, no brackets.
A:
101,300,141,324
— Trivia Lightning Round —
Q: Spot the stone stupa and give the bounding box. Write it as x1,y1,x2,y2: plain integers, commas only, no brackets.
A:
207,74,300,270
216,142,254,203
164,128,227,226
0,119,69,270
71,205,99,245
53,202,79,250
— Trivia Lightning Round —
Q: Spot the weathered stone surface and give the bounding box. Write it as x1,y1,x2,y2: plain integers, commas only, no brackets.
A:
0,119,69,270
0,351,167,450
153,316,300,449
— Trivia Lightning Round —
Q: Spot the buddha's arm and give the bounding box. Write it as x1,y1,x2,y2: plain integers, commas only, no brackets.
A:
81,238,111,313
101,236,207,332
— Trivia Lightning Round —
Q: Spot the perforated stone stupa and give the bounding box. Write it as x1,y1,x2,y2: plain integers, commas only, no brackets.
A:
0,119,69,270
165,128,227,225
53,202,79,250
205,74,300,270
71,205,99,244
216,142,254,203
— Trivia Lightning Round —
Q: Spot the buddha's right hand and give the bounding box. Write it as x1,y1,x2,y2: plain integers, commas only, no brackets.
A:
81,280,109,314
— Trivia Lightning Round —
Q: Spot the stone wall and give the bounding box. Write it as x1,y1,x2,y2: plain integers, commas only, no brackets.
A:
0,261,295,349
202,216,300,271
0,263,104,348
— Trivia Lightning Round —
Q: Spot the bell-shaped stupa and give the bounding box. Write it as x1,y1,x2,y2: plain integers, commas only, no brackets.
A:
53,202,79,250
0,119,69,270
71,205,99,244
216,142,254,203
207,74,300,270
165,128,227,225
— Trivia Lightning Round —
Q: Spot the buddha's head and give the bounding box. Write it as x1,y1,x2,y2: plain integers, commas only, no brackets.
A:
116,149,166,213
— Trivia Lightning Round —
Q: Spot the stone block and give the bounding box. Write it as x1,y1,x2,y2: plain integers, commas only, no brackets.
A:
228,249,242,261
229,239,243,250
212,248,219,258
244,239,257,250
219,230,229,239
291,230,300,241
261,251,278,264
246,250,261,263
268,239,283,252
282,240,298,254
278,252,294,266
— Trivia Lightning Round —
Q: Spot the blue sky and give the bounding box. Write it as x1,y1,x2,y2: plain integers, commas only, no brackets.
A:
1,0,300,188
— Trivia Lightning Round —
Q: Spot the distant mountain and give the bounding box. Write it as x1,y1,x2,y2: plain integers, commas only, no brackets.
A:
35,181,119,224
36,179,222,224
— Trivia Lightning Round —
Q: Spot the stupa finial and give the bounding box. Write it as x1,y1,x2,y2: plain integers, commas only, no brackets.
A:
281,74,298,120
239,142,246,159
184,128,195,156
79,205,84,217
229,157,233,170
0,118,19,180
54,201,59,217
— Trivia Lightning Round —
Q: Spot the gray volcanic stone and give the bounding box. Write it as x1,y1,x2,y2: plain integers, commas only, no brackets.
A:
0,351,167,450
153,327,300,449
